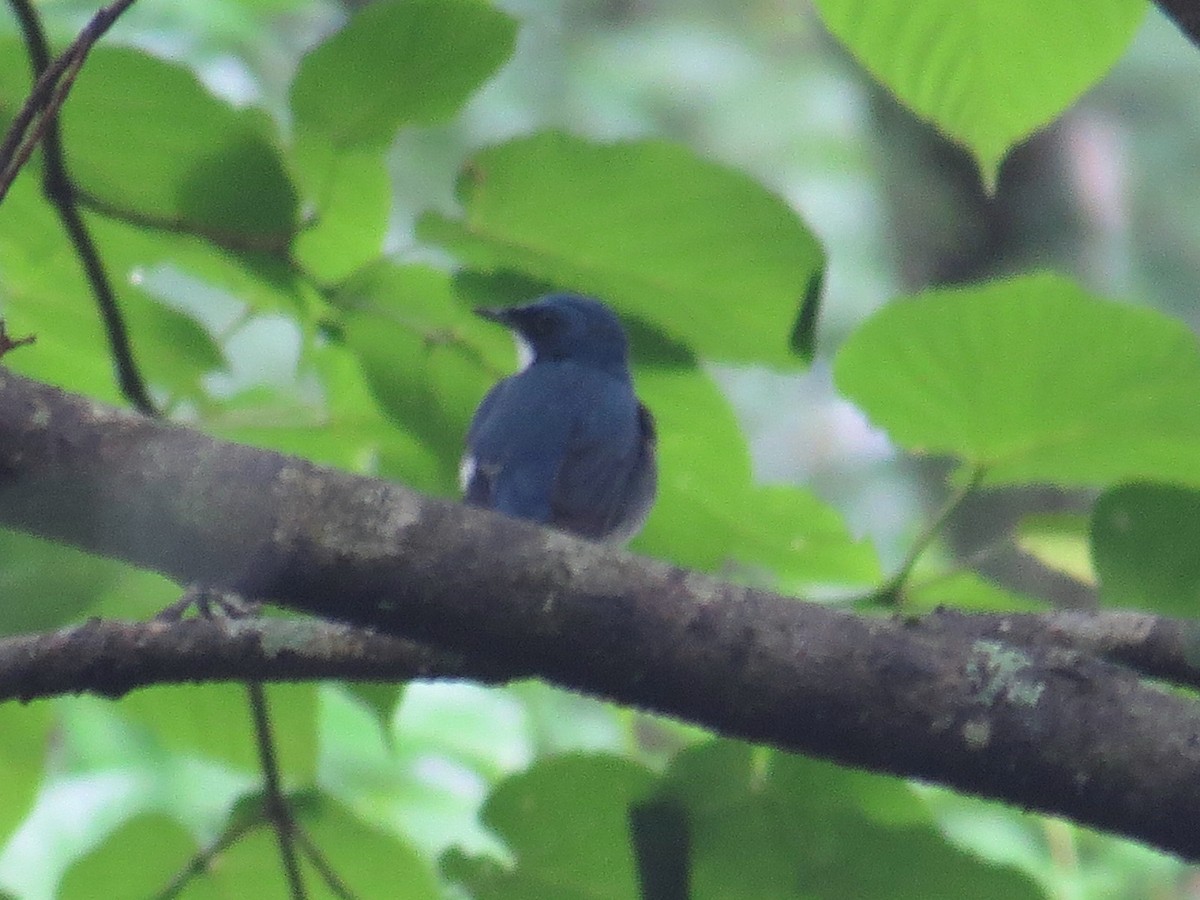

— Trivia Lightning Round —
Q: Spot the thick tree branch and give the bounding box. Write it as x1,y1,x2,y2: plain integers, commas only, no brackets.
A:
922,606,1200,690
2,370,1200,860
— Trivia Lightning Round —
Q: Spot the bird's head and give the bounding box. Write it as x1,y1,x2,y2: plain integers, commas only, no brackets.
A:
476,293,631,376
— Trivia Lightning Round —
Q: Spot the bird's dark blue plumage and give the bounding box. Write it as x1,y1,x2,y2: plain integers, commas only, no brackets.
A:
462,294,656,542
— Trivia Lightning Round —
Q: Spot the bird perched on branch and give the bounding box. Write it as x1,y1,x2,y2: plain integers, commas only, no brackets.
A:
461,293,657,543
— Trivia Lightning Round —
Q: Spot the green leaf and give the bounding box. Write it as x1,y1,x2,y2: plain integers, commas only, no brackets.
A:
58,815,196,900
335,262,512,490
1091,483,1200,615
287,0,516,280
296,795,442,899
419,132,824,367
653,742,1044,900
1016,513,1095,585
445,754,656,898
0,530,122,635
0,178,126,402
62,48,297,241
0,703,50,843
342,682,405,734
318,683,509,863
289,0,518,151
636,367,880,587
907,570,1048,613
118,683,318,781
291,146,391,283
811,0,1147,186
835,272,1200,488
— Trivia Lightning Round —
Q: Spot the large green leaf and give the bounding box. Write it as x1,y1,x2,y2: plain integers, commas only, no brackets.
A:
0,530,124,635
296,796,442,899
287,0,515,280
811,0,1147,186
636,366,880,586
419,132,824,367
444,754,656,899
290,146,392,283
835,272,1200,487
118,683,318,781
1091,483,1200,616
448,744,1042,899
318,682,514,863
0,703,49,845
0,179,126,401
289,0,517,151
664,742,1043,900
58,815,196,900
61,48,297,242
335,262,514,491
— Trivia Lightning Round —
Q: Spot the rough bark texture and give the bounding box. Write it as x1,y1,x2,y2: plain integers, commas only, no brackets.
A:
0,616,505,702
3,370,1200,859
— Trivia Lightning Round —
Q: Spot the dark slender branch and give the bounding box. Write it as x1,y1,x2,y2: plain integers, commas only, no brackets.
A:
0,321,36,358
4,371,1200,860
0,0,139,199
248,682,307,900
874,463,985,606
294,826,358,900
4,0,155,415
0,0,68,190
153,814,257,900
0,45,88,202
51,196,157,414
76,188,294,255
0,616,506,704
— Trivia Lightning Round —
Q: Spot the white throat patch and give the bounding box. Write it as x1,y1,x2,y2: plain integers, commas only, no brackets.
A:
514,333,536,371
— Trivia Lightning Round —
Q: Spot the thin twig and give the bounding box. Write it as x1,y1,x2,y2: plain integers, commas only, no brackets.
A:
77,188,294,254
294,825,358,900
0,0,138,199
0,321,36,358
248,681,308,900
4,0,156,415
873,463,986,607
152,816,256,900
0,49,89,199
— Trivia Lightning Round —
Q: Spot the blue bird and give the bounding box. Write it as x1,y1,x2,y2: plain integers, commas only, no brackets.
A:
461,294,657,543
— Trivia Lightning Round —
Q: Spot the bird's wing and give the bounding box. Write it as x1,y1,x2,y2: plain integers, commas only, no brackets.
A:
462,370,576,524
548,382,654,541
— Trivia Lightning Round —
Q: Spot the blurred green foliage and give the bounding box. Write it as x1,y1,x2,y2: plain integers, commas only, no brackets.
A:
0,0,1197,896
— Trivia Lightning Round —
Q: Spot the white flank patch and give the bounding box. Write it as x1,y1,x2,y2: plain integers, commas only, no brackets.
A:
458,454,476,492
